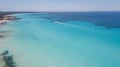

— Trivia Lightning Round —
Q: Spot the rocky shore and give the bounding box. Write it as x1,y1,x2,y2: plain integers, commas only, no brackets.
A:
0,15,19,25
0,12,17,67
0,12,20,38
0,50,15,67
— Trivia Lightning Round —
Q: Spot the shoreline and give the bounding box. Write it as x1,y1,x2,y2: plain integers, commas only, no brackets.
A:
0,14,20,25
0,20,7,24
0,13,18,67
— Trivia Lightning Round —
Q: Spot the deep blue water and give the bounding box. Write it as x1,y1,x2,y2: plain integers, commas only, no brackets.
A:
0,12,120,67
33,12,120,28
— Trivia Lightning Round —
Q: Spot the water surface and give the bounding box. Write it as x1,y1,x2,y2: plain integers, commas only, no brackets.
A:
0,12,120,67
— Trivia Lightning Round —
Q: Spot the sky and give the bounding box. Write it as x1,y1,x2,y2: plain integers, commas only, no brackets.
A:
0,0,120,12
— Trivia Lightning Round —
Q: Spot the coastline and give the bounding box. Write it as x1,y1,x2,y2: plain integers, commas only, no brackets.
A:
0,14,20,25
0,20,7,24
0,13,18,67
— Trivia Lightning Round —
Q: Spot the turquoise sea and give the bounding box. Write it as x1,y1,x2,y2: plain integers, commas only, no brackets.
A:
0,12,120,67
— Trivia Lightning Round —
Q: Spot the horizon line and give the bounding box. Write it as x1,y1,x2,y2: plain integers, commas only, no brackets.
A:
0,10,120,12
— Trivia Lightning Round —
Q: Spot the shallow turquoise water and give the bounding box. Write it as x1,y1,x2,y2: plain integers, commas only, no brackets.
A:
0,13,120,67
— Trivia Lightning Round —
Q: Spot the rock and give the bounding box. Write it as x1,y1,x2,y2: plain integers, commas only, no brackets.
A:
0,50,8,56
0,49,8,55
3,16,19,20
4,55,15,67
0,50,16,67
